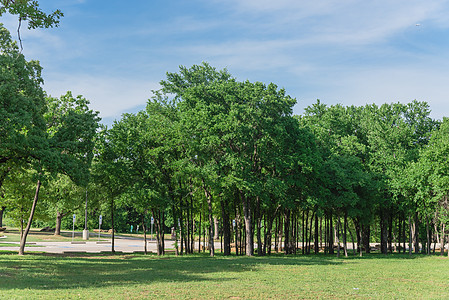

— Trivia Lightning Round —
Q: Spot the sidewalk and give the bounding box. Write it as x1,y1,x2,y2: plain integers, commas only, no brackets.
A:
0,235,175,254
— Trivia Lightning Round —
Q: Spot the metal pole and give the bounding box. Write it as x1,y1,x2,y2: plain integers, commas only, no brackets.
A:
72,214,76,242
151,216,154,241
84,188,88,230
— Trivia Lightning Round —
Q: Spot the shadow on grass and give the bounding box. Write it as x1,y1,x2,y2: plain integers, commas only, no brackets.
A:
1,248,440,292
0,252,347,291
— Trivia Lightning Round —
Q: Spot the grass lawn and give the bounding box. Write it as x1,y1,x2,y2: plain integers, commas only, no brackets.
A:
0,228,110,243
0,243,43,247
0,228,172,243
1,253,449,299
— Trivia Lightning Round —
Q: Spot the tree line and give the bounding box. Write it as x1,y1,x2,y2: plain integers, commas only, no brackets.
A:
1,11,449,256
89,63,447,257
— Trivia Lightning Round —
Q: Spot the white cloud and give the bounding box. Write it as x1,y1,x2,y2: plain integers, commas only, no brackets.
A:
211,0,449,45
43,74,160,120
296,66,449,121
4,0,449,123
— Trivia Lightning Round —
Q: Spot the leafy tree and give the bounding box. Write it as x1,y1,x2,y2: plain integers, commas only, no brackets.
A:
408,118,449,255
1,167,43,235
164,63,302,256
0,0,63,49
0,24,46,187
17,91,100,255
40,174,85,235
0,0,62,29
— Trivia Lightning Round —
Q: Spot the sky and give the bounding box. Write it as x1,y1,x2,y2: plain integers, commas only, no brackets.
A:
3,0,449,125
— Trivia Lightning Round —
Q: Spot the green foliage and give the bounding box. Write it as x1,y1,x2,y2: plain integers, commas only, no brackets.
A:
0,23,46,171
0,0,63,29
44,92,101,185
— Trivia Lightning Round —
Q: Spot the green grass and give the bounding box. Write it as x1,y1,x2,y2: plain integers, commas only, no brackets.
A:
0,243,42,247
1,253,449,299
0,228,110,243
0,228,173,243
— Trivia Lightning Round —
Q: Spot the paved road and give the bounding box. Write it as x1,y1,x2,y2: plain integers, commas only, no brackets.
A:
0,234,178,254
3,233,444,254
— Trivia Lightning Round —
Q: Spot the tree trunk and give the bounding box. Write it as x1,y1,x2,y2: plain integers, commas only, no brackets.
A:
304,211,309,254
198,210,201,253
414,212,420,254
441,223,446,256
343,212,348,257
172,205,178,256
409,214,413,256
241,191,253,256
185,208,190,254
380,209,388,254
388,212,393,253
284,209,291,254
402,215,406,254
0,206,5,227
324,213,328,254
336,219,341,258
235,214,240,256
256,197,263,256
143,213,148,255
190,196,195,253
180,208,184,255
20,213,24,239
220,198,231,256
314,212,319,254
329,213,334,254
348,224,356,256
54,211,64,236
111,196,115,254
264,210,275,255
308,211,315,254
302,211,305,254
19,180,41,255
214,217,219,240
153,209,164,256
161,212,165,254
354,218,362,256
398,213,402,253
294,213,298,254
319,216,323,251
362,223,370,254
204,188,215,257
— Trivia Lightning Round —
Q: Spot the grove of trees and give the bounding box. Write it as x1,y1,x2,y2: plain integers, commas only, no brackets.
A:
1,3,449,257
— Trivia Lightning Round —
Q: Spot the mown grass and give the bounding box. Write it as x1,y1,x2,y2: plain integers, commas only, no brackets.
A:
0,243,43,247
0,228,172,243
1,252,449,299
0,228,109,243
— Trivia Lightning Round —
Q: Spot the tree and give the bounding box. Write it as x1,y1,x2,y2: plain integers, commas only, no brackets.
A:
1,167,42,235
0,24,48,251
0,0,63,49
0,0,62,28
17,91,100,255
163,63,303,256
41,174,85,235
0,24,46,188
408,118,449,255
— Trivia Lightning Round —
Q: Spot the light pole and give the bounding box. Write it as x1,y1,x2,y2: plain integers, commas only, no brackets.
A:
82,187,89,240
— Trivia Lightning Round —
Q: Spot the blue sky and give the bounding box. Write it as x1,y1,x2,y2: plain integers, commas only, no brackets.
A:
3,0,449,125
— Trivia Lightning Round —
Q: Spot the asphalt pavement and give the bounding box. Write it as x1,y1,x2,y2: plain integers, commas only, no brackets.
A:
0,234,176,254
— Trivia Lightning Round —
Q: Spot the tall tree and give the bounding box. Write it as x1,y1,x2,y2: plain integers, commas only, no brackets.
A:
18,91,100,255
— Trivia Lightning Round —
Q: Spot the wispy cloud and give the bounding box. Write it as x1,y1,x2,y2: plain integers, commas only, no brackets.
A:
4,0,449,123
210,0,449,45
43,73,160,120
